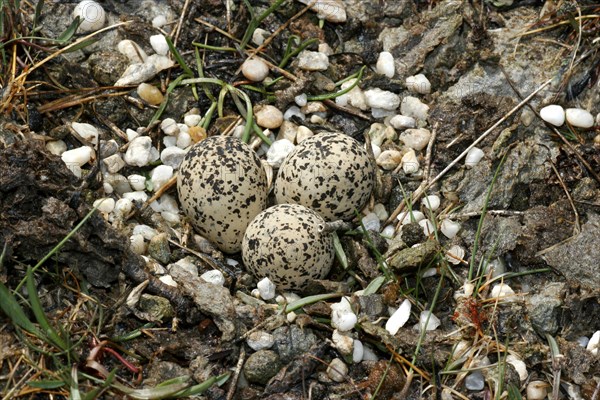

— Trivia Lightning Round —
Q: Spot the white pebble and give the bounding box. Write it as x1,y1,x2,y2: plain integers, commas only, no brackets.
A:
283,106,305,121
93,197,115,213
441,219,461,239
161,211,180,224
381,225,396,238
331,298,357,332
255,105,284,129
566,107,594,128
361,345,379,361
586,330,600,355
176,132,192,149
419,219,435,236
183,114,200,127
389,114,416,130
373,203,389,221
105,173,131,194
159,275,177,287
465,371,485,391
149,34,169,56
341,79,368,110
465,147,484,167
294,93,308,107
125,136,153,167
246,331,275,351
123,191,148,203
361,212,380,232
286,311,297,323
103,182,113,194
130,234,146,255
400,128,430,151
152,15,167,28
257,277,276,300
540,104,565,126
177,123,189,134
332,330,354,356
318,43,334,55
376,51,395,78
46,140,67,156
201,270,225,286
117,40,147,63
150,165,173,192
133,224,158,240
251,28,269,46
102,154,125,173
417,310,441,331
61,146,93,167
526,381,548,400
421,195,440,211
114,198,133,216
401,149,420,174
405,74,431,94
506,354,528,381
398,210,425,225
371,107,395,119
401,96,429,121
490,283,515,299
376,150,402,170
161,118,179,136
266,139,295,167
445,245,465,265
161,146,187,169
364,88,400,110
385,298,411,335
71,122,99,144
352,340,364,363
126,128,140,142
577,336,589,347
73,0,106,32
297,50,329,71
297,0,347,23
421,268,437,278
127,174,146,191
371,144,381,159
327,358,348,383
241,58,269,82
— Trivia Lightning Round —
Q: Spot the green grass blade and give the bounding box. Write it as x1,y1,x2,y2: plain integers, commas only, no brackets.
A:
33,0,44,29
0,280,39,335
170,373,230,398
332,232,348,270
363,276,386,295
165,35,194,77
285,293,343,313
307,66,366,101
27,380,66,389
57,16,80,43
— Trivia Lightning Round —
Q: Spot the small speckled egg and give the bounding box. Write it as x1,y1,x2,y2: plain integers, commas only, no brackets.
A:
274,132,375,221
242,204,334,290
177,136,267,253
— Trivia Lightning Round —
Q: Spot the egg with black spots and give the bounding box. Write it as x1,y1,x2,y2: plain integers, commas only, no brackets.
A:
274,132,375,221
177,136,268,253
242,204,334,290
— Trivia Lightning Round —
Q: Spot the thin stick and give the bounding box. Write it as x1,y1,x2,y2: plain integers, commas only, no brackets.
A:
226,347,245,400
549,160,580,234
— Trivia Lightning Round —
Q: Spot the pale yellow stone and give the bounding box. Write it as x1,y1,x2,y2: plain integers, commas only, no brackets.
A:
137,83,164,105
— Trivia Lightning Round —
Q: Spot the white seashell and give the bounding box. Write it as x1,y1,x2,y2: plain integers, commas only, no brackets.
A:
465,147,484,167
419,219,435,236
506,354,528,381
440,219,461,239
398,210,425,225
586,330,600,355
421,195,440,211
526,381,548,400
540,104,565,126
385,298,411,335
490,283,515,300
565,108,594,128
445,245,465,265
73,0,106,32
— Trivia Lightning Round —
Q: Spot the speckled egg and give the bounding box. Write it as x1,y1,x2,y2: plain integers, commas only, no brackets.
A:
177,136,267,253
274,132,375,221
242,204,334,290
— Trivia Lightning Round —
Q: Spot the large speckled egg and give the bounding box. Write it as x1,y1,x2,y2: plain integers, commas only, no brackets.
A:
242,204,334,290
177,136,267,253
274,132,375,221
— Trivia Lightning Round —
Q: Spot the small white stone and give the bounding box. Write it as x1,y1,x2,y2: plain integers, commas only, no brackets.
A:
373,203,389,221
266,139,295,167
123,191,149,203
421,268,437,278
371,144,381,159
176,132,192,149
376,51,395,78
126,128,140,142
127,174,146,191
352,340,364,363
103,182,113,194
421,195,440,211
93,197,115,213
297,0,347,23
171,257,197,277
149,34,169,56
161,146,187,169
125,136,153,167
401,149,420,174
241,58,269,82
490,283,515,299
389,114,416,130
577,336,589,347
381,225,396,238
177,123,189,133
61,146,93,167
114,198,133,216
526,381,548,400
161,211,180,224
255,105,284,129
184,114,201,127
401,96,429,121
445,245,465,265
318,43,334,55
332,330,354,356
246,331,275,351
417,310,441,331
201,270,225,286
297,50,329,71
133,224,158,240
137,83,164,105
46,140,67,156
361,212,381,232
364,88,400,110
130,234,146,255
376,150,402,170
406,74,431,94
159,275,177,287
146,54,174,72
398,210,425,225
163,136,177,148
327,358,348,383
331,298,356,331
371,107,396,119
71,122,99,145
251,28,269,46
161,118,179,136
419,219,435,236
465,147,484,167
586,330,600,355
73,0,106,32
386,298,411,335
152,15,167,28
294,93,308,107
105,173,131,194
540,104,565,126
117,40,148,63
150,165,173,192
283,106,305,121
257,277,276,300
286,311,297,323
400,128,430,151
441,219,461,239
251,288,261,298
506,354,528,381
340,79,368,110
566,107,594,128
